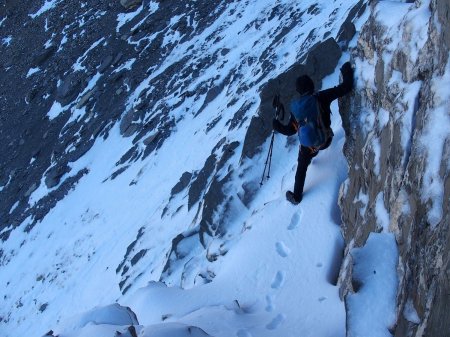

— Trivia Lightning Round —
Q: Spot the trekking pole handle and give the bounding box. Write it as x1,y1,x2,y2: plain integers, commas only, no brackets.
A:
272,94,285,121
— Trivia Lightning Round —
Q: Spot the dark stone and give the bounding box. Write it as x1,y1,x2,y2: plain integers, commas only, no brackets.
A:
120,110,141,137
188,154,217,210
116,227,145,274
39,303,48,312
116,145,140,166
24,182,38,197
199,171,233,245
216,141,239,171
437,0,450,51
45,164,70,189
109,166,130,181
130,249,147,266
32,45,58,67
120,0,142,10
205,116,222,133
56,73,83,106
171,172,193,196
227,101,252,131
76,89,95,109
143,132,159,146
336,0,366,49
98,55,114,73
195,81,225,116
127,325,138,337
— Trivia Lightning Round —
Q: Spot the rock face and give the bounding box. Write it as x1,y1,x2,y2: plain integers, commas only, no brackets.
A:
120,0,143,10
0,0,229,238
337,0,450,336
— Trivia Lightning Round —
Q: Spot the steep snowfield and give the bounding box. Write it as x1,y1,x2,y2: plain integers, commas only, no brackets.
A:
0,0,409,336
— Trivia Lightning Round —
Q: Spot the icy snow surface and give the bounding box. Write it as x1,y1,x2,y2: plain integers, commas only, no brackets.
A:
347,233,399,337
29,0,63,19
421,60,450,227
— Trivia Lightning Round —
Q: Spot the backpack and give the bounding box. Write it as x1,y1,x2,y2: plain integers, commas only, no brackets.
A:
290,94,333,148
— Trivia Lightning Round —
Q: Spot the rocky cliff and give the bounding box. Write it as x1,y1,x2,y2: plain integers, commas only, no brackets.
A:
337,0,450,336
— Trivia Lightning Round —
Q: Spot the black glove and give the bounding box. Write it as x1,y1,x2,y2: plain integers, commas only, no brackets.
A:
340,62,353,77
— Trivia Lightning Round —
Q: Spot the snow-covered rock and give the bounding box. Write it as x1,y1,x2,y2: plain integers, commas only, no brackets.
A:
338,0,450,336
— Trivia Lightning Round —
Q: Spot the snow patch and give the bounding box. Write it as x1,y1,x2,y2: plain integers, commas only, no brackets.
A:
116,2,158,32
72,38,106,71
354,190,369,218
420,61,450,228
113,58,137,73
403,298,420,324
378,108,390,130
26,67,41,77
375,192,390,232
9,201,20,215
347,233,399,337
47,101,65,120
2,36,12,47
29,0,63,19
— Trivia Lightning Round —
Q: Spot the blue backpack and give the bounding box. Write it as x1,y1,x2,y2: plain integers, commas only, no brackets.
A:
290,94,333,148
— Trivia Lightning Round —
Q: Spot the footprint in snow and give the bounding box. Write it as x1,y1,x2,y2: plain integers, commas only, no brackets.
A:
236,329,252,337
265,295,274,312
266,313,286,330
275,241,290,258
271,271,285,289
288,211,302,230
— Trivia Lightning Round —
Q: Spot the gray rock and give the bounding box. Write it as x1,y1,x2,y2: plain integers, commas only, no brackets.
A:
32,45,57,67
142,132,159,146
45,164,70,189
188,154,217,210
120,110,141,137
56,73,82,106
98,55,114,73
120,0,142,10
336,0,366,49
337,3,450,337
76,89,95,109
171,172,193,196
24,183,38,198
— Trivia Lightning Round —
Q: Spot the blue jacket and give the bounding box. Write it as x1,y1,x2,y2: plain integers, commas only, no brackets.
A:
290,95,323,147
272,63,354,147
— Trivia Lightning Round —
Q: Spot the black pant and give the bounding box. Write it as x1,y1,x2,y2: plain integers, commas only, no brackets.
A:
293,137,332,198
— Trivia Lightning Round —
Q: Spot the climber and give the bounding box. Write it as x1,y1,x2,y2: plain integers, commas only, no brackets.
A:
272,62,354,204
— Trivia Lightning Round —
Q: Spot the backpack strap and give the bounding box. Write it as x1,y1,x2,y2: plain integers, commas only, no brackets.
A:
313,93,334,148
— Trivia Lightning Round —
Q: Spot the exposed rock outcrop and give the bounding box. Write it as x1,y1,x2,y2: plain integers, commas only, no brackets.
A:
120,0,143,10
338,0,450,336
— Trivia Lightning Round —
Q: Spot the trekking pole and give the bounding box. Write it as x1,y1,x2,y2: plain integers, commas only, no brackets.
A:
260,94,285,186
267,132,275,179
260,131,275,186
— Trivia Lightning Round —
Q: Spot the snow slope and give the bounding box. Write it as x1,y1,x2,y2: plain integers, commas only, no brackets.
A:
0,0,403,336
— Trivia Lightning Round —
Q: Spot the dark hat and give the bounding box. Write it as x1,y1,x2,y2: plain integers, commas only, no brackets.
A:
295,75,314,95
